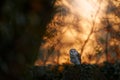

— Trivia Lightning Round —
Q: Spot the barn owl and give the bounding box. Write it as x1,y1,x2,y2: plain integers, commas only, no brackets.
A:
69,49,81,65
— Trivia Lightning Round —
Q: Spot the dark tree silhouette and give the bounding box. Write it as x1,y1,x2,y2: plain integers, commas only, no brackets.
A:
0,0,56,80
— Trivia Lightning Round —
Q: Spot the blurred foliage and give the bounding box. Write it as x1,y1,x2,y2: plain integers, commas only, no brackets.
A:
31,62,120,80
0,0,56,80
0,0,120,80
36,0,120,65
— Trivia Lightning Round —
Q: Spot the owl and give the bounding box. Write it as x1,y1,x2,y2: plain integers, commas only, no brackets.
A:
69,49,81,65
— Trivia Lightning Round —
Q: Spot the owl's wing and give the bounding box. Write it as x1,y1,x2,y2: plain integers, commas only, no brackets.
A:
77,53,81,63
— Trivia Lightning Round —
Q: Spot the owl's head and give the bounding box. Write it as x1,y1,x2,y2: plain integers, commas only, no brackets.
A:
69,49,79,57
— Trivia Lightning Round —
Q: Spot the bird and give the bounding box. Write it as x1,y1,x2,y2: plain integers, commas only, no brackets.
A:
69,48,81,65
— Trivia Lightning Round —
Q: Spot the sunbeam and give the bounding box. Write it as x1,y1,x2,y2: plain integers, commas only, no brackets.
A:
35,0,120,66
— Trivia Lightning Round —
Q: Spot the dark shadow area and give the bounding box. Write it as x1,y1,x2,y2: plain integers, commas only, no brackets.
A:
0,0,56,80
30,62,120,80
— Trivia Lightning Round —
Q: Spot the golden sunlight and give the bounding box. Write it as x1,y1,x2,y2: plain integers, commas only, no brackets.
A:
35,0,120,66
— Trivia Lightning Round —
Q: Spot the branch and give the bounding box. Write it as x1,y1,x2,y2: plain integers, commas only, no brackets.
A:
80,0,103,55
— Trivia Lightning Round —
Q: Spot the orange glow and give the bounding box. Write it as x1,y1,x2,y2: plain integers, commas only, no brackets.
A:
35,0,120,66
